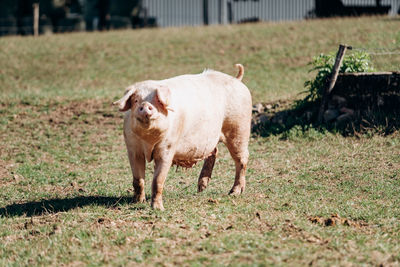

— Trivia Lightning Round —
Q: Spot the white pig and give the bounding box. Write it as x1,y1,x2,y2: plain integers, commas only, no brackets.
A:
113,64,252,210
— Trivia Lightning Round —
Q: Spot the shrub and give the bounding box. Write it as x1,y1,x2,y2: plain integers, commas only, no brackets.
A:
301,51,374,104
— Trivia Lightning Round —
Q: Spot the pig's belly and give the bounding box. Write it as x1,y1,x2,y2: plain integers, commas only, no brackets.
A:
172,127,221,168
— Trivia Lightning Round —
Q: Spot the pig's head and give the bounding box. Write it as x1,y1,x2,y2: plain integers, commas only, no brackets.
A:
113,82,172,134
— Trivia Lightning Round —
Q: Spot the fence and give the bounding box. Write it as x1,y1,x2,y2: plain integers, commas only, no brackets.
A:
142,0,400,27
0,0,399,36
143,0,314,27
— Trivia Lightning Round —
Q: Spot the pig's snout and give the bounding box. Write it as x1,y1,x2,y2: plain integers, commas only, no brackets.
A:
136,102,155,123
139,103,154,117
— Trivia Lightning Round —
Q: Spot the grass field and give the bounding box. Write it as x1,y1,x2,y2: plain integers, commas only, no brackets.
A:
1,16,400,266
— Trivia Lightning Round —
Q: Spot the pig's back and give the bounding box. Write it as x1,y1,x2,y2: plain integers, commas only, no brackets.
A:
164,70,250,118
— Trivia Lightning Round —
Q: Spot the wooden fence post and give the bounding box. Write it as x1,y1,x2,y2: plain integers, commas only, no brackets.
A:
317,44,351,123
33,3,39,37
203,0,209,25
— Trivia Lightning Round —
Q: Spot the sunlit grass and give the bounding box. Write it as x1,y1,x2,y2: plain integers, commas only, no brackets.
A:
0,16,400,266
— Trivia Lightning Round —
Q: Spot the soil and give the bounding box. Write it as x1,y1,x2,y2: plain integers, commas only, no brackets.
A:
309,214,369,228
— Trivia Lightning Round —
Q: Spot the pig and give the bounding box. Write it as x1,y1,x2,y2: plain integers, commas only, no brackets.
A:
113,64,252,210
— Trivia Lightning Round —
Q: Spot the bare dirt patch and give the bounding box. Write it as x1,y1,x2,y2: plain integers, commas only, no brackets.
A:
3,98,120,130
40,99,120,129
282,220,329,245
309,214,369,228
1,98,122,151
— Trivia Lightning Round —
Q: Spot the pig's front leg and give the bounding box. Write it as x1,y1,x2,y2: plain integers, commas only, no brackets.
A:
198,147,218,192
151,154,173,210
128,151,146,203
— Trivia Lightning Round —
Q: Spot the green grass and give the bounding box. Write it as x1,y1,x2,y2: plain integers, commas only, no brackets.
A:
1,16,399,103
1,16,400,266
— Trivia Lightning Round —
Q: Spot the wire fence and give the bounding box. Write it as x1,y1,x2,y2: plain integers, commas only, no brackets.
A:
0,0,399,36
343,45,400,72
352,46,400,56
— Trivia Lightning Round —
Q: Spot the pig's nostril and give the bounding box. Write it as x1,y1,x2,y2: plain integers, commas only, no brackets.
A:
148,106,153,111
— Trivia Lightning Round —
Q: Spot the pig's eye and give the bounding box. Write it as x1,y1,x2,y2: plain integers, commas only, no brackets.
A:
134,99,138,104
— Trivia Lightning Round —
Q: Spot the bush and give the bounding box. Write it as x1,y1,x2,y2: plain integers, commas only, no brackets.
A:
301,51,374,104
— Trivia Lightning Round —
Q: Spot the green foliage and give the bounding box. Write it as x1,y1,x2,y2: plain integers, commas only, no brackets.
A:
302,51,374,103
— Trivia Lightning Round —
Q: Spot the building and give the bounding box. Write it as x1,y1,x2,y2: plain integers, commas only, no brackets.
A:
0,0,399,36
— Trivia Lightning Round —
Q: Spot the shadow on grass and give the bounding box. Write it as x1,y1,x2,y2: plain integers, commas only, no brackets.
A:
252,101,322,138
252,101,400,138
0,195,136,218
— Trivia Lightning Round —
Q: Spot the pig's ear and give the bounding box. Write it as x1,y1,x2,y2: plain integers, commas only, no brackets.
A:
154,86,171,113
113,87,136,112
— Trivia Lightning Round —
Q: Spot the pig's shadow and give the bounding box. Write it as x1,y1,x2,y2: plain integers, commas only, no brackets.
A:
0,195,140,218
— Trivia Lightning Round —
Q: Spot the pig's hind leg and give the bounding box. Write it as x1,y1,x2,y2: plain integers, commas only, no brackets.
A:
198,147,218,192
223,124,250,195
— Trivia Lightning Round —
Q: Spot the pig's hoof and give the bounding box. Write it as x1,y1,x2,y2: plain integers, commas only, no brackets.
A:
198,184,206,192
198,177,210,192
133,194,146,203
151,199,165,211
229,185,245,196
